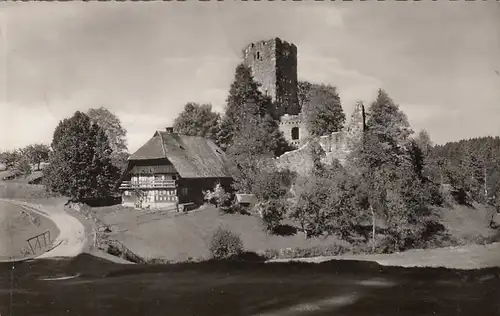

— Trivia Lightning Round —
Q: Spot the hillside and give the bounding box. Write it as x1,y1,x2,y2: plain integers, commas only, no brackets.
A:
87,200,500,264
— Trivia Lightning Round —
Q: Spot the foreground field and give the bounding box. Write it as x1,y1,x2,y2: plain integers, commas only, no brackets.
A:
0,254,498,316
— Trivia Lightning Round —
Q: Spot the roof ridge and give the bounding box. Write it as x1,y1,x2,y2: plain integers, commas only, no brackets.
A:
158,131,167,157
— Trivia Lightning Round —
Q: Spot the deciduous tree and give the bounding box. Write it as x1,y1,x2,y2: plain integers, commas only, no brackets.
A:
0,150,21,169
351,89,435,250
44,111,119,202
300,82,346,137
87,107,128,172
22,144,50,171
173,102,221,140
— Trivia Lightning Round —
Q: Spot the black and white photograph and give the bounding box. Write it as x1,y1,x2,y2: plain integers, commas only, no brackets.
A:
0,1,499,315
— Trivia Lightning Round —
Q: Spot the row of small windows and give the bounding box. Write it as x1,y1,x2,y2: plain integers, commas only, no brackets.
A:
123,190,176,196
156,196,177,202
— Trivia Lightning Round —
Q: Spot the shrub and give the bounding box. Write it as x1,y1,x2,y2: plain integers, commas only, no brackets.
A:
258,199,288,233
209,227,244,260
261,244,349,260
204,183,235,214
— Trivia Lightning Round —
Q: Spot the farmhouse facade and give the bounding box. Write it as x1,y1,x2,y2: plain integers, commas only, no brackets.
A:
117,128,233,209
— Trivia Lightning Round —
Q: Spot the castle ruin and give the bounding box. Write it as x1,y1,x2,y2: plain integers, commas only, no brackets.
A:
243,37,366,174
243,38,300,117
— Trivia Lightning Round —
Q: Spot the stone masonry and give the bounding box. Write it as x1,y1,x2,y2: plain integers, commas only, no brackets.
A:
276,102,366,175
242,37,367,173
243,38,300,118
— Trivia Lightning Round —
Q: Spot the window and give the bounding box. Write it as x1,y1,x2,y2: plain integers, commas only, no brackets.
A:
172,175,177,181
291,127,300,140
256,51,260,60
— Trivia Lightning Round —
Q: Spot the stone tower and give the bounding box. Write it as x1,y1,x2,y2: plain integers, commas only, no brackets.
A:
242,37,300,117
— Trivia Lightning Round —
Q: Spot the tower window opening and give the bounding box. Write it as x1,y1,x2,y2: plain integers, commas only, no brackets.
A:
257,51,260,60
291,127,299,140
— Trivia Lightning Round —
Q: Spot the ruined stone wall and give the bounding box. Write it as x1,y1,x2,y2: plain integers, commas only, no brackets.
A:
275,142,319,176
243,38,299,117
279,114,309,147
276,103,366,174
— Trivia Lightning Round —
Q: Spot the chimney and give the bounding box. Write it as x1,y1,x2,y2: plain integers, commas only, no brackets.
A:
165,127,174,133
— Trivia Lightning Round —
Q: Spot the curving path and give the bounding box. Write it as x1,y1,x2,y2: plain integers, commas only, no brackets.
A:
0,199,86,259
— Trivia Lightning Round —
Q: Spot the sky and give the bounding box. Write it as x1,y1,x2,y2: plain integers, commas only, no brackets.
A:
0,1,499,153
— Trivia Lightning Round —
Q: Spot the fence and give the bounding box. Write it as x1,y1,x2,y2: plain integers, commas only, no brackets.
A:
26,230,51,255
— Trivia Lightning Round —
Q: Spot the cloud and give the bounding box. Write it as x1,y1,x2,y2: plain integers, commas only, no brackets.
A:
299,54,383,114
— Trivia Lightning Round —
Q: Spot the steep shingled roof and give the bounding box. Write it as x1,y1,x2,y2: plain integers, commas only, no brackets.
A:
128,131,233,179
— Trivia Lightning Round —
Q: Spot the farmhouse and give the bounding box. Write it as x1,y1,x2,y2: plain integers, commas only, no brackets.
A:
118,128,234,209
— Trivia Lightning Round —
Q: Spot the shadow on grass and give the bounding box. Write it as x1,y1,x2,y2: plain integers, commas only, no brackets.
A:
272,224,298,236
84,196,122,207
450,189,474,207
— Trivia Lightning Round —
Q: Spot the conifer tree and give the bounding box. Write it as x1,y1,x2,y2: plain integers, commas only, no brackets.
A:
217,64,276,149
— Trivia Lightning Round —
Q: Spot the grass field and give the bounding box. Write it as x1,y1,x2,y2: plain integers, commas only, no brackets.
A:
91,204,348,262
91,200,500,263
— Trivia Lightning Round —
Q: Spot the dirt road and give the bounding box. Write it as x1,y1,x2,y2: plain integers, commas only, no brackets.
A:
0,199,86,259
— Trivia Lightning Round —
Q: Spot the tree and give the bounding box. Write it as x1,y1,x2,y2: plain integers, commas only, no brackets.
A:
217,64,275,149
173,102,221,140
227,114,291,193
0,150,21,169
86,107,128,172
22,144,50,171
297,81,313,110
289,163,360,239
13,151,32,177
44,111,119,202
300,82,346,137
351,89,435,250
435,136,500,206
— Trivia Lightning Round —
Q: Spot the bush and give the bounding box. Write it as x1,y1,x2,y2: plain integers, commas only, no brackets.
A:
204,183,236,214
258,199,287,233
209,227,244,260
261,244,349,260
